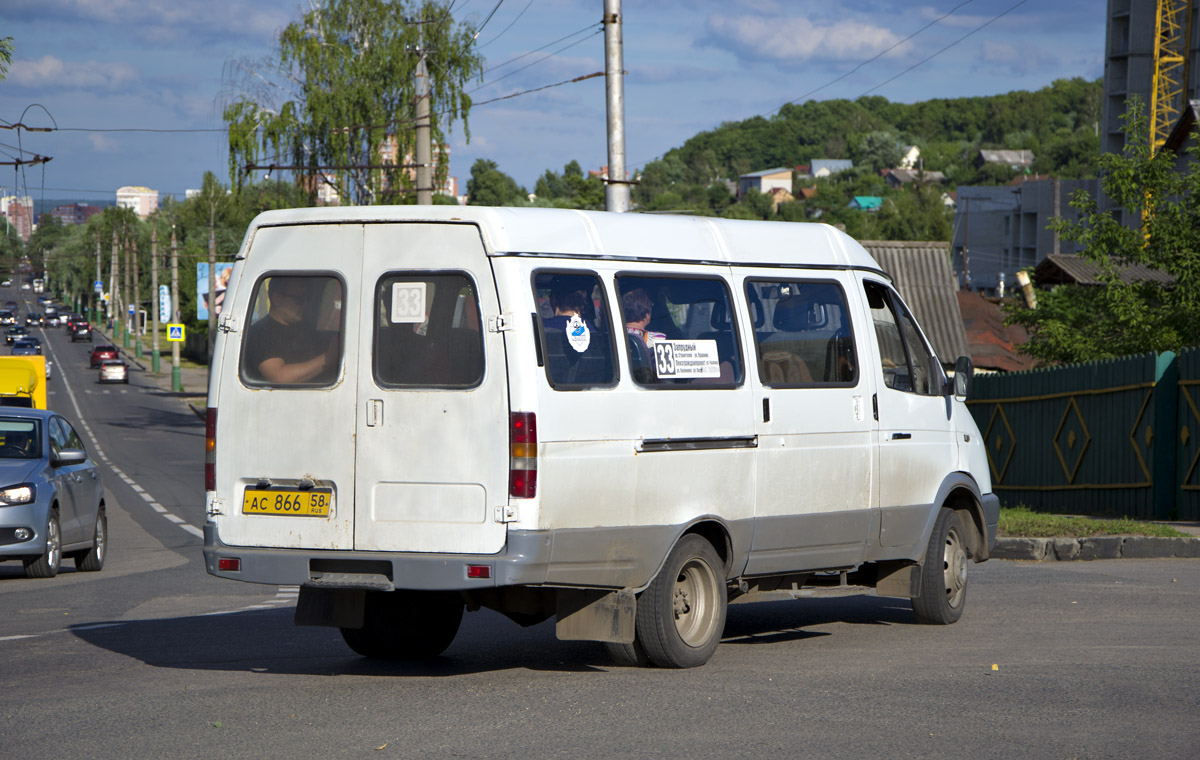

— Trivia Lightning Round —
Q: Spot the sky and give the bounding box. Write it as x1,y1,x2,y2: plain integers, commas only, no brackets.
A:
0,0,1107,204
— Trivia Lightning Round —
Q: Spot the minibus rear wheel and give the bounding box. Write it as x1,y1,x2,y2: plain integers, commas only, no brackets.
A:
340,590,464,660
911,508,968,625
635,534,727,668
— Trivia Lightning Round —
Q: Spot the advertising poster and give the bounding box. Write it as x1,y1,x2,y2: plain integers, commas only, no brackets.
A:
197,262,234,321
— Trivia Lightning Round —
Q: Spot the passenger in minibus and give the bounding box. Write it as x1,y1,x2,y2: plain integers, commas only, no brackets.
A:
622,288,665,348
244,277,340,385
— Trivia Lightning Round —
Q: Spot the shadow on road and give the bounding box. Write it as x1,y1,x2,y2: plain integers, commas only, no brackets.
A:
68,593,917,675
100,403,202,436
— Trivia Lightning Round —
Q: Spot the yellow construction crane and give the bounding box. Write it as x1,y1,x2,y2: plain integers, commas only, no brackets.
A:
1149,0,1194,153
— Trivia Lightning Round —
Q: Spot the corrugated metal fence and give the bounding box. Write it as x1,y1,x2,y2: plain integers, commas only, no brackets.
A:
968,349,1199,520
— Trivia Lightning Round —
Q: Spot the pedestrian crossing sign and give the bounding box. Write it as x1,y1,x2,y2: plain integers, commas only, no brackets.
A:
167,324,185,342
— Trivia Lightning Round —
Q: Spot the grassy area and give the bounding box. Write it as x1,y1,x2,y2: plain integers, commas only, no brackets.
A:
998,506,1189,538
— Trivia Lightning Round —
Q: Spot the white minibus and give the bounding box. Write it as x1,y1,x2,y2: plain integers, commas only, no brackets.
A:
204,206,998,668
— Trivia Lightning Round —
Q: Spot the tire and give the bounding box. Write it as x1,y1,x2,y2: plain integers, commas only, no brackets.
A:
911,508,969,625
340,590,463,660
24,510,62,579
634,534,727,668
75,508,107,572
603,638,651,668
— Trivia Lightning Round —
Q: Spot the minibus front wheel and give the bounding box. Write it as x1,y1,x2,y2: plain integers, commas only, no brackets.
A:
636,534,727,668
911,508,968,625
340,590,464,660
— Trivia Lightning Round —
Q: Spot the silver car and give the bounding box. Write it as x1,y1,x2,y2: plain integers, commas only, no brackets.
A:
0,410,105,577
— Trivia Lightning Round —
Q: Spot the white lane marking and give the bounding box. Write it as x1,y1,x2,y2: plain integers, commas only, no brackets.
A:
0,635,37,642
43,330,204,540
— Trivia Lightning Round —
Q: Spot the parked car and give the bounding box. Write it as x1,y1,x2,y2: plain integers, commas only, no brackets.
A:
24,312,42,327
11,339,41,356
70,321,92,342
5,325,28,345
98,359,128,384
0,408,105,578
89,344,118,368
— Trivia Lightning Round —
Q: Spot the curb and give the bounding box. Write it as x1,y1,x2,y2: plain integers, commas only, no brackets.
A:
993,536,1200,561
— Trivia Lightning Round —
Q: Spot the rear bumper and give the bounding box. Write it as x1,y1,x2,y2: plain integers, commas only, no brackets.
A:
203,523,554,591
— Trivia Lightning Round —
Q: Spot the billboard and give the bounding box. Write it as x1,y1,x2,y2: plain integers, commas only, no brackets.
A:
196,262,234,321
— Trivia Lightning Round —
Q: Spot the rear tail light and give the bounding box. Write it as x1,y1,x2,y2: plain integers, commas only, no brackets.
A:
508,412,537,498
205,407,217,492
218,557,240,572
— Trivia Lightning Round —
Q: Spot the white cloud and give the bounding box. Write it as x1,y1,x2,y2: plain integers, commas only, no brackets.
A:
2,0,288,44
704,14,909,64
978,40,1059,77
7,55,139,90
88,133,119,152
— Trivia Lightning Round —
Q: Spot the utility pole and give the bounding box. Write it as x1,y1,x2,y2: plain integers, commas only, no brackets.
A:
151,225,160,374
94,233,101,323
171,225,182,393
123,231,131,349
207,204,216,362
603,0,631,213
415,25,433,205
132,235,141,358
109,230,119,337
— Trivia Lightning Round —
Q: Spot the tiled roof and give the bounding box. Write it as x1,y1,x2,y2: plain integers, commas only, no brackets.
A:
861,240,971,363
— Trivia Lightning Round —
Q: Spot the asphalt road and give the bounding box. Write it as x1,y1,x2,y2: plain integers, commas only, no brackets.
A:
0,292,1197,759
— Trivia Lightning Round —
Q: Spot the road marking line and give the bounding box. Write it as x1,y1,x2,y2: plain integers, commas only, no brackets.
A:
43,332,206,543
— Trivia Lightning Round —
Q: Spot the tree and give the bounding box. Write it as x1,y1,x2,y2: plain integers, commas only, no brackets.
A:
0,37,13,81
852,131,903,173
466,159,526,206
1006,97,1200,363
222,0,483,205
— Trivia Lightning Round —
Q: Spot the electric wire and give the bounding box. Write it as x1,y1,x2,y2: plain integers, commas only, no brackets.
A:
476,0,535,49
472,27,601,92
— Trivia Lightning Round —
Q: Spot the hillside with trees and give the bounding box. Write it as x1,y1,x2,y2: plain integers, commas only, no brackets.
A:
467,77,1101,242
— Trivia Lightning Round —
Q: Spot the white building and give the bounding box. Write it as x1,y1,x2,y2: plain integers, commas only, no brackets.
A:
116,186,159,218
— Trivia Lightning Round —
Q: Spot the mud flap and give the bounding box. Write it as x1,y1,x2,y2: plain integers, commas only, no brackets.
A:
555,588,636,644
875,563,921,599
294,586,366,628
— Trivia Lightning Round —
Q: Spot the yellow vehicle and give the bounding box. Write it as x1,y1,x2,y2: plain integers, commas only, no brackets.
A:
0,356,48,409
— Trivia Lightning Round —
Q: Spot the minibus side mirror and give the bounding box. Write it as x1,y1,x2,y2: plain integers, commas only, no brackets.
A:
953,355,973,399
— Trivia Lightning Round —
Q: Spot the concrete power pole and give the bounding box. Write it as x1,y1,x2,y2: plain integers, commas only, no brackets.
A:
132,236,141,358
109,230,119,335
207,205,216,362
171,225,182,393
151,225,160,374
415,26,433,205
603,0,631,213
122,233,131,348
94,233,101,323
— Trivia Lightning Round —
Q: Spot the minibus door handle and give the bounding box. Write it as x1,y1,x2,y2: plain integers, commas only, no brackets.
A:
366,399,384,427
891,432,912,441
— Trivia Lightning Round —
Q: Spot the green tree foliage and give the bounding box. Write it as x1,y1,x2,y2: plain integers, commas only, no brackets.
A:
532,160,605,209
466,159,527,206
1005,98,1200,363
0,37,13,81
852,131,903,173
222,0,483,205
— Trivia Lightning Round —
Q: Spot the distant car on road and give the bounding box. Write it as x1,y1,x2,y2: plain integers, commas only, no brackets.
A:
0,408,106,578
24,312,42,327
98,359,128,384
5,325,28,345
89,344,118,368
70,321,92,342
45,314,60,327
11,339,41,356
0,311,15,326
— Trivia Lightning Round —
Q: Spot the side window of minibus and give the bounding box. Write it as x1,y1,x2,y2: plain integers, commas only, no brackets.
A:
863,281,936,395
615,275,743,387
532,272,617,389
374,273,484,388
240,275,344,388
745,279,858,387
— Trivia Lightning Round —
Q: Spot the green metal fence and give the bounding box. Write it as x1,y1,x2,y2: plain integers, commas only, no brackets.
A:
1178,347,1200,520
967,351,1199,520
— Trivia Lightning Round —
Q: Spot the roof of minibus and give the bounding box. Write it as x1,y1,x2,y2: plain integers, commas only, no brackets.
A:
244,206,883,271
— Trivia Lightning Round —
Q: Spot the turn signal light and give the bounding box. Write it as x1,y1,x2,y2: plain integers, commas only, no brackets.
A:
509,412,536,498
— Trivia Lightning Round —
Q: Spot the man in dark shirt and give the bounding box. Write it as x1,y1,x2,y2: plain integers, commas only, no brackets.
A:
244,277,339,384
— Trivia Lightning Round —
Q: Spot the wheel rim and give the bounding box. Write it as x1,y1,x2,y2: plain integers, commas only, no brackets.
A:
46,517,61,572
672,556,720,648
94,514,106,562
942,525,967,609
